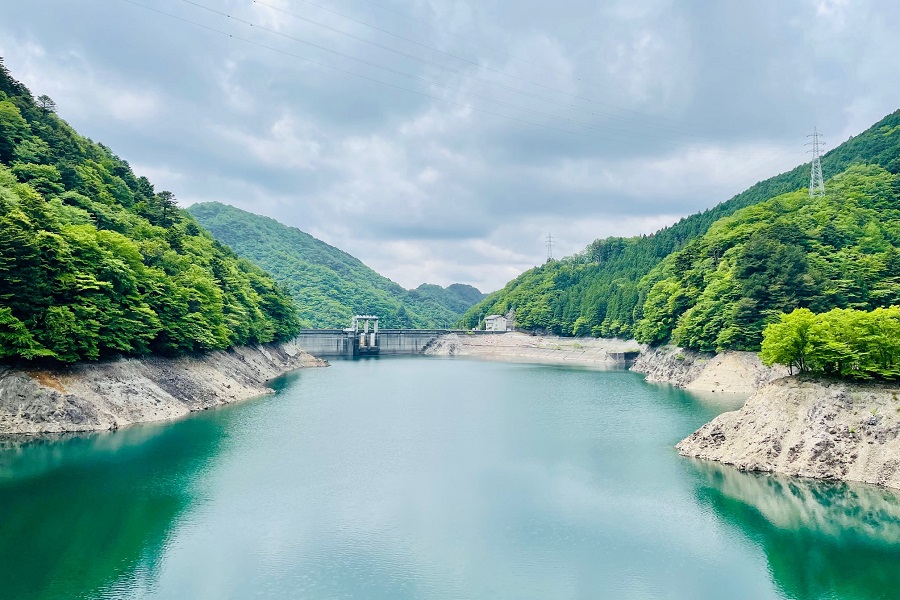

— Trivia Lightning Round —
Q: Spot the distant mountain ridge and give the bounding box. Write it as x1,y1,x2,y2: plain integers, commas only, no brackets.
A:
188,202,485,329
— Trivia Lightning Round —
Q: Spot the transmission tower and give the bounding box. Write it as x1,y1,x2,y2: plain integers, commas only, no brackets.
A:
806,127,826,197
546,234,555,262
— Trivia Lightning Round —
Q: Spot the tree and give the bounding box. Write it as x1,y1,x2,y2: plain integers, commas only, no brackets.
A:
760,308,817,374
36,94,56,116
156,190,176,227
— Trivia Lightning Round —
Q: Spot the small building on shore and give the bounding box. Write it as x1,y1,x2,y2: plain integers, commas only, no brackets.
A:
484,314,508,332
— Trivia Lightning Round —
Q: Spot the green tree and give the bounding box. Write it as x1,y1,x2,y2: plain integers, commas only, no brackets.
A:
760,308,818,374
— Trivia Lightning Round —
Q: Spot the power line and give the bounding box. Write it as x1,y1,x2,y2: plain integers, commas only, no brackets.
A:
212,0,757,144
345,0,733,132
175,0,788,151
348,0,583,81
179,0,649,138
119,0,584,136
254,0,594,104
256,1,736,138
117,0,801,158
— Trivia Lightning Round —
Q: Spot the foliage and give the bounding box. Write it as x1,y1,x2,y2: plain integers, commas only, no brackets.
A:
0,57,301,363
761,306,900,380
187,202,485,329
633,165,900,351
460,109,900,337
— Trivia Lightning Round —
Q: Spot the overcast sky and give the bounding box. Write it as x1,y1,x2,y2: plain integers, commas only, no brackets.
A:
3,0,899,292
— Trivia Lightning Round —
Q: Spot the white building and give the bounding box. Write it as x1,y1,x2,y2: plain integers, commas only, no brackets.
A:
484,315,507,332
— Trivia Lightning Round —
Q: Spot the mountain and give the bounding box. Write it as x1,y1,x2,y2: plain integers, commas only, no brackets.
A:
187,202,484,329
461,109,900,340
635,163,900,351
0,57,301,363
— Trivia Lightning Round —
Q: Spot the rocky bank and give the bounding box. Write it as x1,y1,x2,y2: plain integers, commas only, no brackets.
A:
424,332,642,366
0,342,325,435
631,345,788,394
678,377,900,490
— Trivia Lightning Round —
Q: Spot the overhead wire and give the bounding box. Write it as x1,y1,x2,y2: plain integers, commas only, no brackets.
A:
254,0,726,140
177,0,788,153
118,0,797,157
179,0,741,144
118,0,587,137
345,0,734,131
256,0,745,138
255,0,596,104
258,1,800,145
348,0,591,82
183,0,708,142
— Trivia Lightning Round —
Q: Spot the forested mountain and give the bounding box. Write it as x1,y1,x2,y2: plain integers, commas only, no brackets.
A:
635,164,900,351
461,109,900,340
0,58,301,363
188,202,484,329
407,283,485,321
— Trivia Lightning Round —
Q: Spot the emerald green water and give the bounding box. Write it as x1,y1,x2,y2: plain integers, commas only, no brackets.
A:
2,358,900,599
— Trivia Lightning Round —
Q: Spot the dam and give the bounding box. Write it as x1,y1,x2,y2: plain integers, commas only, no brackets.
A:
294,315,458,357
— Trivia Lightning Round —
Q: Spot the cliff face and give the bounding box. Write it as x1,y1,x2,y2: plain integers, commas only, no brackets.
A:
631,346,787,394
0,342,325,435
678,377,900,490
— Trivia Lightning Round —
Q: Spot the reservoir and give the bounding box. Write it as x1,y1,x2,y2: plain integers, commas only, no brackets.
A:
2,357,900,599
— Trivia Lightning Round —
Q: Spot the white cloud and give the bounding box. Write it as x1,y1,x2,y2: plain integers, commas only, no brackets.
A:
217,114,323,170
0,38,162,123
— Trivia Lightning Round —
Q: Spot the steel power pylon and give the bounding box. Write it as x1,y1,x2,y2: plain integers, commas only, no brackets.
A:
546,234,555,262
806,128,826,197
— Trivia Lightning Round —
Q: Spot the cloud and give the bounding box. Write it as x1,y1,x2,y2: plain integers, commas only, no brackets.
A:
0,38,163,124
2,0,900,292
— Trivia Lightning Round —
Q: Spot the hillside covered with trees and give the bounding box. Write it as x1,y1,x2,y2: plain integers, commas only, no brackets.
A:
0,58,301,363
634,164,900,351
462,110,900,342
188,202,484,329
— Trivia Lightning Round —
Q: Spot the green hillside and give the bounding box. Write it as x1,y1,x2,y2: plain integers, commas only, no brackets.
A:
187,202,484,329
635,164,900,351
0,58,301,363
461,109,900,338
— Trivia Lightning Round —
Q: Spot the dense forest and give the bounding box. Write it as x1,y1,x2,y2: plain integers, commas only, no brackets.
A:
188,202,484,329
462,109,900,343
0,58,301,363
634,164,900,351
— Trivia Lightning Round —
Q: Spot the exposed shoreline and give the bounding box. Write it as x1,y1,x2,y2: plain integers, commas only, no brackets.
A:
423,332,643,367
0,342,325,435
630,345,788,394
677,377,900,490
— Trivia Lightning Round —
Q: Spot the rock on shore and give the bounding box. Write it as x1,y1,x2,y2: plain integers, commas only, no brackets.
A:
631,345,787,394
678,377,900,490
0,342,325,435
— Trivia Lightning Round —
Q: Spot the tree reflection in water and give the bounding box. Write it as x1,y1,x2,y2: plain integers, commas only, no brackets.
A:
693,460,900,600
0,416,226,600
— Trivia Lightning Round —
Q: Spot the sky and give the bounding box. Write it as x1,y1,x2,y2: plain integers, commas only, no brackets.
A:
2,0,900,292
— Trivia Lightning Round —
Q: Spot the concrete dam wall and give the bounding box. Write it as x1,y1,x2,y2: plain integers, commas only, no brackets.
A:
294,329,453,358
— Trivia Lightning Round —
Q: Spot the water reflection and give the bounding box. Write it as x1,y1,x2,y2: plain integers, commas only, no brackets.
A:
0,417,226,600
694,460,900,600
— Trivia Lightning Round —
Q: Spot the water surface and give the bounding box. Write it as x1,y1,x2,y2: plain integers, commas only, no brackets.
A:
2,357,899,599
